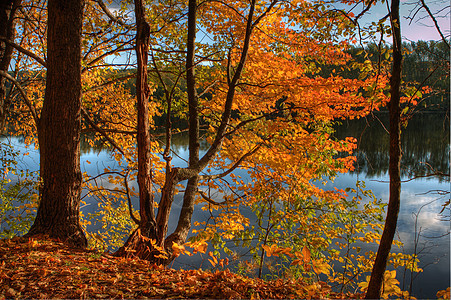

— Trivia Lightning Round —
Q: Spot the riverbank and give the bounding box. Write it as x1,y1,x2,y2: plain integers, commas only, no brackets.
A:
0,236,365,299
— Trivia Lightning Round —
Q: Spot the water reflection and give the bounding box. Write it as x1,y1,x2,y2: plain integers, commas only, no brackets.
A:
1,112,449,299
334,112,450,181
331,112,449,298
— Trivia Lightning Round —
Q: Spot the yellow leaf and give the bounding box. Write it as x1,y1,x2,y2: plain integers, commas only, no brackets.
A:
312,259,330,275
437,287,450,300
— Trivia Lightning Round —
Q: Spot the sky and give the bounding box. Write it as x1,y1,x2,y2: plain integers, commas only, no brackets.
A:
108,0,449,43
354,0,450,42
400,0,449,41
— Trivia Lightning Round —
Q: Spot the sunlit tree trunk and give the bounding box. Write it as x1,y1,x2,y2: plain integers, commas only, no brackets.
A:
115,0,160,260
116,0,199,262
134,0,157,239
26,0,87,248
0,0,21,133
365,0,402,297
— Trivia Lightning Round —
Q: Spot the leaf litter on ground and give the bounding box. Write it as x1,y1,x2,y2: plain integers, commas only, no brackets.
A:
0,236,363,299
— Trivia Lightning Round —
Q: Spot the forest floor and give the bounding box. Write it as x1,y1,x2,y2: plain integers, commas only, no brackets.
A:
0,236,364,299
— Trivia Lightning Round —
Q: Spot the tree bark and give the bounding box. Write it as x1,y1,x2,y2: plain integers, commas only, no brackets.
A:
26,0,87,248
163,0,199,252
0,0,21,132
114,0,158,259
365,0,403,297
134,0,157,239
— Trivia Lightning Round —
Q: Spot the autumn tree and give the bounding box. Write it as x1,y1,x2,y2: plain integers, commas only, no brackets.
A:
364,0,450,296
0,0,139,246
26,0,87,247
95,0,389,265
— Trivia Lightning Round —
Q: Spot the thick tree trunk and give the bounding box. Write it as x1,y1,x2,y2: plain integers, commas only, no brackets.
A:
26,0,87,248
0,0,21,132
365,0,403,297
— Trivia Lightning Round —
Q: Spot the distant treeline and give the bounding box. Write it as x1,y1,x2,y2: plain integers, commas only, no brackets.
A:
345,40,450,111
7,40,447,132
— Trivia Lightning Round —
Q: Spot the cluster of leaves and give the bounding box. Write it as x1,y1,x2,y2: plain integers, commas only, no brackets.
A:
0,141,38,239
191,179,419,298
80,196,137,252
0,236,367,299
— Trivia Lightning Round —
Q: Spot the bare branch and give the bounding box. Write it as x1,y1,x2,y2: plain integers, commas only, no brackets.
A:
0,37,47,67
197,189,226,205
419,0,450,48
124,169,140,225
355,0,375,21
83,42,135,73
0,70,39,126
94,0,129,27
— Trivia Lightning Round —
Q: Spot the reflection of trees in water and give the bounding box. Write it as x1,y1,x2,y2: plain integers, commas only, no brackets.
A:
159,131,210,153
80,134,105,154
81,112,449,181
334,112,449,181
80,131,210,156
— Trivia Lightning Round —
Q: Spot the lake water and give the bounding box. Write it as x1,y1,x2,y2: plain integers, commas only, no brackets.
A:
331,112,450,298
1,112,449,298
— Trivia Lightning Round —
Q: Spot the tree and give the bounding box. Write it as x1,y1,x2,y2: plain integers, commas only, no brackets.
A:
358,0,450,296
0,0,21,132
2,0,391,272
26,0,87,247
109,0,384,264
364,0,402,297
114,0,159,257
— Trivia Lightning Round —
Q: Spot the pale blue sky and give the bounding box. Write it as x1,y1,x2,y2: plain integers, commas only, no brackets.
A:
353,0,450,41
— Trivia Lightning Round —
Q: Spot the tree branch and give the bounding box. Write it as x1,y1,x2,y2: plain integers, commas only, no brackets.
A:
419,0,450,48
199,140,267,181
0,70,39,126
0,37,47,67
124,169,140,225
94,0,129,27
81,107,127,157
198,0,257,171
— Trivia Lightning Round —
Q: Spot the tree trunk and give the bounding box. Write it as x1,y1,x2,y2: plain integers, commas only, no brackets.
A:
0,0,21,132
134,0,157,239
114,0,158,259
163,0,199,255
26,0,87,248
116,0,200,263
365,0,403,297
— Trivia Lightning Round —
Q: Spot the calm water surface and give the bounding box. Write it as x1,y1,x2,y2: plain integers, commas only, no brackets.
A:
2,112,449,298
